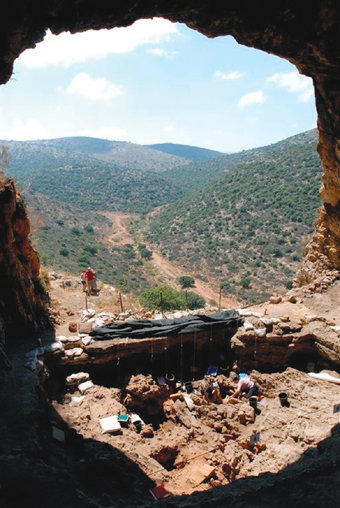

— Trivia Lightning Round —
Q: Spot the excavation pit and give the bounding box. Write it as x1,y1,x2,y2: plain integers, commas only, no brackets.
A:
37,309,340,498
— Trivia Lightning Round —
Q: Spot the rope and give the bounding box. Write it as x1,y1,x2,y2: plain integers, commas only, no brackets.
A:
117,341,121,387
180,334,183,382
151,338,154,374
193,333,196,381
254,334,258,370
164,336,168,373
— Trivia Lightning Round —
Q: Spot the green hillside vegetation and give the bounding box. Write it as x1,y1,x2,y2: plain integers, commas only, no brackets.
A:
162,129,318,196
24,192,152,294
2,137,189,177
145,129,322,304
3,137,187,214
138,284,205,311
5,129,323,305
27,164,183,214
146,142,225,162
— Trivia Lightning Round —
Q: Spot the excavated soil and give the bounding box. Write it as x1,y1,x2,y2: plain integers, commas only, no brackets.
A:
1,274,340,507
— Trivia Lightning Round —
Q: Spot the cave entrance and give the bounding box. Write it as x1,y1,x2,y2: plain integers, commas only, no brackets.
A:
1,19,318,310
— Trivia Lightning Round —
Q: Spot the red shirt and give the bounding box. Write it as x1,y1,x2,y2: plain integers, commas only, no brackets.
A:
85,269,95,281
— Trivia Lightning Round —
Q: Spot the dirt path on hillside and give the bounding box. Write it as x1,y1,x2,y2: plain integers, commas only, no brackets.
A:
150,249,239,308
100,211,138,245
100,211,239,308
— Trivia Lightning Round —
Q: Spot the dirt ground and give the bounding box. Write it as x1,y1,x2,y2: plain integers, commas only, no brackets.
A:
2,274,340,507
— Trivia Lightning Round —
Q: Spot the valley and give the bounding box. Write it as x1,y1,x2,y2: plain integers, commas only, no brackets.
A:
2,128,322,308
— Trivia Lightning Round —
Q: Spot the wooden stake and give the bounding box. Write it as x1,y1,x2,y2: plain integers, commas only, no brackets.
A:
119,292,124,313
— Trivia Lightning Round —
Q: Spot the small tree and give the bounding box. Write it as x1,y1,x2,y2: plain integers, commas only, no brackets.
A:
138,284,186,312
240,278,251,289
178,275,195,289
185,291,205,310
138,243,152,260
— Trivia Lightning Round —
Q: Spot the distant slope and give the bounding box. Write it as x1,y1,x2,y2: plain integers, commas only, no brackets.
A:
162,129,318,195
145,129,322,304
2,137,189,173
2,138,184,214
27,164,183,214
146,142,225,162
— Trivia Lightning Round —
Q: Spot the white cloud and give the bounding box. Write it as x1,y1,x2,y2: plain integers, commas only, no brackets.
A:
239,91,266,108
67,73,123,100
213,70,244,80
147,48,179,57
17,18,178,68
267,71,314,102
164,123,175,133
0,118,48,140
75,127,128,140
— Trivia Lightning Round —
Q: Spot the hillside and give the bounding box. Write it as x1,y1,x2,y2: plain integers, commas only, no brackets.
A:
162,129,318,195
27,163,182,214
146,142,225,162
2,129,323,304
144,129,322,304
25,192,152,295
2,139,184,214
2,137,189,175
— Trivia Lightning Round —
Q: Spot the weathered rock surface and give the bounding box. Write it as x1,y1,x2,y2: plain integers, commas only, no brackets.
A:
0,178,49,371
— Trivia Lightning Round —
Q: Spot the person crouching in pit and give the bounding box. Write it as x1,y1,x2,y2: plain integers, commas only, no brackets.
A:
230,374,259,400
204,380,223,404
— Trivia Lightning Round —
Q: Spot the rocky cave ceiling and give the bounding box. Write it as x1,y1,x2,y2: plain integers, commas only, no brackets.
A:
1,0,340,278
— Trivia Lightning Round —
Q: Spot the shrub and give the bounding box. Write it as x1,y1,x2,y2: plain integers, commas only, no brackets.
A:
59,248,69,257
178,275,195,288
122,244,136,259
71,227,81,236
185,291,205,310
83,245,98,256
138,284,186,312
240,278,251,289
138,243,152,260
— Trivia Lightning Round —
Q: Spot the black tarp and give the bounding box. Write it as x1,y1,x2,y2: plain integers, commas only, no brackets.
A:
89,310,243,341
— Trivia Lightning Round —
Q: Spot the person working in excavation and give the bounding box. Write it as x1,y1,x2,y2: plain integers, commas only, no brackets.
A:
204,381,223,404
230,374,259,399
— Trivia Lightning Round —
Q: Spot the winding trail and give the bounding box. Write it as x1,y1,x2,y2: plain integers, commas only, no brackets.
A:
100,211,239,308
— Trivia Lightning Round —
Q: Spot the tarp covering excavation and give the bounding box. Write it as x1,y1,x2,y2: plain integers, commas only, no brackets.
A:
90,310,243,341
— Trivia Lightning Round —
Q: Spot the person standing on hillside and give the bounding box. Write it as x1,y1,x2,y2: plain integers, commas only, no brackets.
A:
80,270,87,293
85,267,95,295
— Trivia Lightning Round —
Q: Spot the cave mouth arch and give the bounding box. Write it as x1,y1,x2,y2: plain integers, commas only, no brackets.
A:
1,17,318,306
1,2,338,285
2,4,340,506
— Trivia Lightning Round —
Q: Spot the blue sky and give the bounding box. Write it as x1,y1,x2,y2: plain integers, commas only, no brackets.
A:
0,18,316,153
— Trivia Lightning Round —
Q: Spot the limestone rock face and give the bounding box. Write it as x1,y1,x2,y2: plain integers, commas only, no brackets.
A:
0,178,49,369
0,2,340,277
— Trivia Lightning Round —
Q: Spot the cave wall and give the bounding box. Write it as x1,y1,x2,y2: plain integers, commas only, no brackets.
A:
0,1,340,281
0,178,49,370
